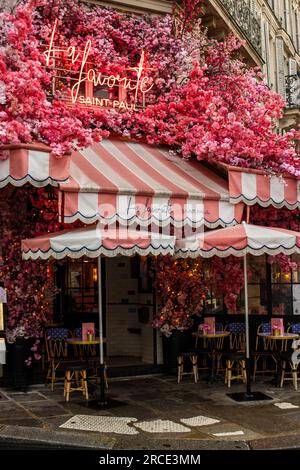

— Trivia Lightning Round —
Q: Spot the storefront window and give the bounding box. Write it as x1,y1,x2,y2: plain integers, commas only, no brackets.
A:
245,256,268,315
62,257,99,328
271,258,296,315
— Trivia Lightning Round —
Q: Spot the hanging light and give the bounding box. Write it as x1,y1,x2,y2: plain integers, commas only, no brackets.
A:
92,267,98,282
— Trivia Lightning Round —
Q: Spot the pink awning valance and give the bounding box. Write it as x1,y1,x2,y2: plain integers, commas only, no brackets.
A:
0,144,70,188
22,223,175,259
228,166,300,210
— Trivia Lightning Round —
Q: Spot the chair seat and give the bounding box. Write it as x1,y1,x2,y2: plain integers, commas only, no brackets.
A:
179,349,208,357
279,351,297,362
253,350,275,357
223,352,245,361
63,361,91,371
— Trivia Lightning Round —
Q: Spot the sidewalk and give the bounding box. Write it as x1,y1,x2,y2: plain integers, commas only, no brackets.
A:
0,374,300,449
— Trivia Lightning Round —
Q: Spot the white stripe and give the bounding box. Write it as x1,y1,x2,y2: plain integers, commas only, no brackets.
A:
69,160,100,191
241,173,257,201
219,201,235,224
245,225,296,250
0,157,9,182
270,176,285,204
117,194,136,221
78,146,137,191
28,150,50,182
78,192,99,218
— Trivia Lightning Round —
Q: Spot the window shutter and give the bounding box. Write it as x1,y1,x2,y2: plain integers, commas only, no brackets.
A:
263,21,271,85
275,37,286,101
285,0,291,35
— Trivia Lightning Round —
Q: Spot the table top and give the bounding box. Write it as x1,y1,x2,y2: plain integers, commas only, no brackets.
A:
192,331,230,339
66,337,107,345
257,333,299,340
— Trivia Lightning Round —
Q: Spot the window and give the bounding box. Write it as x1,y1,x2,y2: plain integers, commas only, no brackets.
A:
61,258,99,327
246,256,268,315
270,256,300,315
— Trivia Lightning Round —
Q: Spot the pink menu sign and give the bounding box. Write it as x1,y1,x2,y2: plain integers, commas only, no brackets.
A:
82,322,95,341
0,287,7,303
204,317,215,334
271,318,284,335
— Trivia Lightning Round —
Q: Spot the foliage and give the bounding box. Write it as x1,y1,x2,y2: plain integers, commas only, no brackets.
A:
0,186,59,363
152,256,208,336
0,0,299,176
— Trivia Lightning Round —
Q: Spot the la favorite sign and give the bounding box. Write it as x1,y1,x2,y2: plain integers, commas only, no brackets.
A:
44,19,154,111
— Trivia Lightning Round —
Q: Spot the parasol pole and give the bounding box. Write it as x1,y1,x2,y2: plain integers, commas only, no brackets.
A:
97,255,107,405
243,253,252,396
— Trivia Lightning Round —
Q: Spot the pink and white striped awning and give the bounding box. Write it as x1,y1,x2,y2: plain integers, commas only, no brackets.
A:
0,144,70,188
22,224,175,260
59,139,244,228
175,222,300,258
228,166,300,209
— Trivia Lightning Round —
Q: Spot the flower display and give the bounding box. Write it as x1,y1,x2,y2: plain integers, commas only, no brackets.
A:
152,257,208,336
199,323,211,332
0,0,298,176
0,186,60,363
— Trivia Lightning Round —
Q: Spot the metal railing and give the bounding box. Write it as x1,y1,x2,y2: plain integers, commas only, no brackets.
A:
286,74,300,108
218,0,262,55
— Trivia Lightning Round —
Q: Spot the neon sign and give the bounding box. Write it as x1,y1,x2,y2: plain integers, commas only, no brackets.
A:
44,20,154,111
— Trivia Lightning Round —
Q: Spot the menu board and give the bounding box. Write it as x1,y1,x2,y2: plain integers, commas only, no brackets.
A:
0,287,7,303
204,317,215,334
82,322,95,341
271,317,284,335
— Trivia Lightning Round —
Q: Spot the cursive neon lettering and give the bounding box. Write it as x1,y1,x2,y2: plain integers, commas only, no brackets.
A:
44,21,154,109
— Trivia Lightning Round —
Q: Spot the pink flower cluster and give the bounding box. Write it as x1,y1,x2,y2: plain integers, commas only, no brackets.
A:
152,257,208,335
209,257,245,311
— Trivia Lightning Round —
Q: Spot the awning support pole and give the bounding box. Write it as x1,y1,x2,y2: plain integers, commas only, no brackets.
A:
244,253,252,396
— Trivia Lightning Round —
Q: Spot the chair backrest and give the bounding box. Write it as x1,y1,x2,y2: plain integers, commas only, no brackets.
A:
226,323,245,351
73,327,82,338
46,328,69,339
259,322,272,334
291,323,300,334
255,322,272,351
45,336,68,361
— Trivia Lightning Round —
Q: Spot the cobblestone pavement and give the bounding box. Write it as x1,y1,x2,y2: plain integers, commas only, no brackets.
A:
0,375,300,449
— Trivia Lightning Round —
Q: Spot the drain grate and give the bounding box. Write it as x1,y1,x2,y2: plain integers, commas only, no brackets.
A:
181,416,220,427
60,415,139,435
134,419,191,434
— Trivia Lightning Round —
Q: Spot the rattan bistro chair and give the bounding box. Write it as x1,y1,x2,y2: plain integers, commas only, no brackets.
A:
70,328,108,389
253,322,277,382
45,328,72,390
278,324,300,391
223,323,246,388
64,361,90,402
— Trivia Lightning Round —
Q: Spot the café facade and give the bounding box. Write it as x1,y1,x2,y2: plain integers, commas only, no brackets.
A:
1,9,300,379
